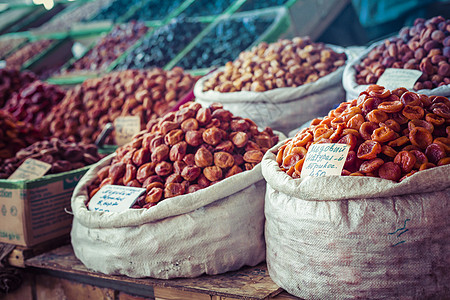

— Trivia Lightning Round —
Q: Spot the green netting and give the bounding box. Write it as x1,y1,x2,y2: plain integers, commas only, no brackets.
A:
165,6,291,72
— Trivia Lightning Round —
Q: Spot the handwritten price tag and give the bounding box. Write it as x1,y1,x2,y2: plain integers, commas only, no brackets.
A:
8,158,52,180
114,116,141,146
88,185,146,212
376,68,422,90
301,143,350,178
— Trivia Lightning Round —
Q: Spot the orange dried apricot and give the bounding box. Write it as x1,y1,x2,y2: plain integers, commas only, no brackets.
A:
357,140,382,160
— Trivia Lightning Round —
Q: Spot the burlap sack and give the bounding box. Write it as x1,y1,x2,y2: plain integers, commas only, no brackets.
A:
262,145,450,299
71,153,269,279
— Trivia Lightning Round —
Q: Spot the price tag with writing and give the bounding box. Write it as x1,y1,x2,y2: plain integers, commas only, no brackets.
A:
8,158,52,180
114,116,141,146
72,42,88,59
88,185,146,212
301,143,350,178
376,68,422,90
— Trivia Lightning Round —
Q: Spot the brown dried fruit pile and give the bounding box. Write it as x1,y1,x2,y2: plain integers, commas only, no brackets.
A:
278,85,450,182
0,110,42,160
3,80,65,129
87,101,279,209
355,16,450,90
203,36,346,93
0,138,102,179
0,68,37,108
41,68,198,144
5,39,53,70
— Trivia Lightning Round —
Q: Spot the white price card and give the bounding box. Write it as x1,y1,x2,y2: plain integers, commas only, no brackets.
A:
88,185,146,212
114,116,141,146
8,158,52,180
72,42,87,59
301,144,350,178
376,68,422,90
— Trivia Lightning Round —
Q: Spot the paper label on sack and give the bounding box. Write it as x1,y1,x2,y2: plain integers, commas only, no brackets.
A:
88,185,146,212
376,68,422,90
301,144,350,178
114,116,141,146
8,158,52,180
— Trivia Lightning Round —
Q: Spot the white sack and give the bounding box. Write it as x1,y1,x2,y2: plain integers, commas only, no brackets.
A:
262,146,450,299
343,40,450,101
71,153,268,279
194,46,348,136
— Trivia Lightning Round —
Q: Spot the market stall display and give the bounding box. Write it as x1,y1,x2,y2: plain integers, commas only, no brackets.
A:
63,22,149,74
0,36,28,60
344,16,450,99
86,101,280,207
261,85,450,299
0,1,449,298
114,18,207,70
194,36,347,134
203,37,346,92
41,68,199,145
277,85,450,180
176,16,274,70
70,101,283,279
0,68,37,108
30,0,114,34
3,80,66,129
5,39,53,70
0,138,102,179
0,110,42,159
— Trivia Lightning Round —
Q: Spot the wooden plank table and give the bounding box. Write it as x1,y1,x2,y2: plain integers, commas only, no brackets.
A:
2,235,70,268
21,244,302,300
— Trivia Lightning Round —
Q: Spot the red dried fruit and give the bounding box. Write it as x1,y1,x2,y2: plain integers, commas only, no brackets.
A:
408,119,434,133
371,126,396,143
378,162,401,181
136,162,156,183
409,150,428,169
357,140,382,160
409,127,433,149
360,122,380,140
425,143,446,164
402,105,424,120
359,158,384,173
378,100,404,113
400,91,421,106
337,134,358,150
394,151,416,173
366,109,388,123
164,183,185,198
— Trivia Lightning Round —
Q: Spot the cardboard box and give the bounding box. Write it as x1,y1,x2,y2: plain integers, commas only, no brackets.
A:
0,166,89,247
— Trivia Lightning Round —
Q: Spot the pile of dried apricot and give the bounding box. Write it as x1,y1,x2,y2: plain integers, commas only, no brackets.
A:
278,85,450,181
